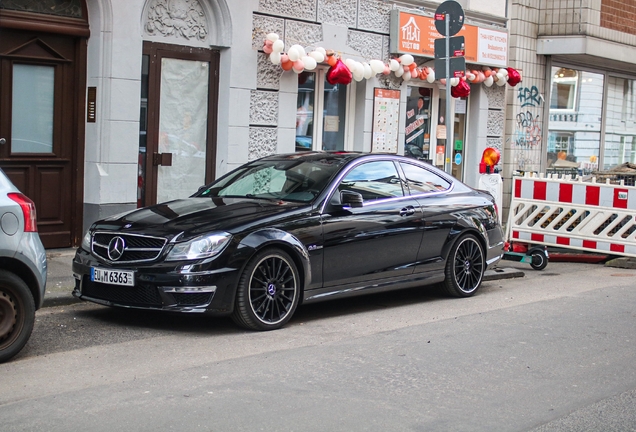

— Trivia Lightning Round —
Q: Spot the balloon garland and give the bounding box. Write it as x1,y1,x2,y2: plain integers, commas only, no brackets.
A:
263,33,523,97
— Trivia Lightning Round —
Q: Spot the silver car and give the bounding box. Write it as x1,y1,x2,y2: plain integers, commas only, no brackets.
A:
0,168,47,363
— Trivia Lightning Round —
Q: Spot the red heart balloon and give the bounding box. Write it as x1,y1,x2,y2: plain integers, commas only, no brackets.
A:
326,59,352,85
506,67,522,86
451,79,471,98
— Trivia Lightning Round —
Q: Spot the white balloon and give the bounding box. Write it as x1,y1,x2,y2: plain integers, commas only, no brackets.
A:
353,70,364,82
315,47,326,56
355,62,365,77
345,58,356,72
269,52,281,65
302,56,317,70
400,54,414,66
266,33,279,42
389,59,400,71
363,63,373,79
499,68,508,76
288,47,300,62
484,76,494,87
403,70,411,81
395,65,404,77
369,59,385,74
426,69,435,83
309,51,324,63
272,39,285,53
496,76,507,86
450,77,459,86
290,44,306,58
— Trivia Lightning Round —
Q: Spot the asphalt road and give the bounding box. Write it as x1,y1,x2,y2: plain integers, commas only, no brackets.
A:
1,261,635,431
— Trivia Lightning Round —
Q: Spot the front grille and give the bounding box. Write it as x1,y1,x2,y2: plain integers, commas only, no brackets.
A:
92,232,167,263
171,292,213,306
82,279,163,307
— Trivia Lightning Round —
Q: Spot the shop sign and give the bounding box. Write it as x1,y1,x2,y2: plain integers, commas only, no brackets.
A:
389,10,508,67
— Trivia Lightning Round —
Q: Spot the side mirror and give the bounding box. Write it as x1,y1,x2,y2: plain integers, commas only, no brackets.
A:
340,190,363,208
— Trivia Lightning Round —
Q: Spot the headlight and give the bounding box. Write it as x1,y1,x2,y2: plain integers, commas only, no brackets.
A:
81,230,92,251
166,232,232,261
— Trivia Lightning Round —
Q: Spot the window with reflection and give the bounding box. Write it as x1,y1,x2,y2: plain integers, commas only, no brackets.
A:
603,76,636,169
338,161,404,202
548,67,603,174
295,70,348,152
399,162,450,194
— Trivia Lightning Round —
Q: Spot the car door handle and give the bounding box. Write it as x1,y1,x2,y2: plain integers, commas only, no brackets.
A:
399,206,416,216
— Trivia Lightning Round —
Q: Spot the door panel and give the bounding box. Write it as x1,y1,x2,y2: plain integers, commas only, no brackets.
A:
0,30,84,248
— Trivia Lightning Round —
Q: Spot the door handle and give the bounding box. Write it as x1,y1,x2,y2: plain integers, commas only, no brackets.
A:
153,152,173,166
0,138,6,145
399,206,416,216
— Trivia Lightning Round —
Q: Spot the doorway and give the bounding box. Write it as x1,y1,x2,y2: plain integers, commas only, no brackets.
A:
0,29,87,248
138,42,220,207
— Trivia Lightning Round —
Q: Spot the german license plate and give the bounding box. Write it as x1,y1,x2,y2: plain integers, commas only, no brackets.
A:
91,267,135,286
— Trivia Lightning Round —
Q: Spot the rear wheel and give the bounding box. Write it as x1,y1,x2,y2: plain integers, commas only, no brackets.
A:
0,270,35,363
530,249,548,271
231,248,300,331
443,234,485,298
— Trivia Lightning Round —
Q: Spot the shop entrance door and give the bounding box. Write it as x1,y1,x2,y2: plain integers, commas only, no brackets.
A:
138,42,220,206
0,30,86,248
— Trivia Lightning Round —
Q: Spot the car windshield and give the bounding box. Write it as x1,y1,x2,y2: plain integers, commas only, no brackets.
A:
196,158,340,202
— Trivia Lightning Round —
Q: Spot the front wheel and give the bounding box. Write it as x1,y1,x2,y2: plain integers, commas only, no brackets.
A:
0,270,36,363
231,248,300,331
443,234,485,298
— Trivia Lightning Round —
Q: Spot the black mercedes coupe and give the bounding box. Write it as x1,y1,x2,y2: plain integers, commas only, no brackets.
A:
72,152,504,330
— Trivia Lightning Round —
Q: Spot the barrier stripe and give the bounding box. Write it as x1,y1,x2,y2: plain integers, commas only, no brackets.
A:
507,173,636,259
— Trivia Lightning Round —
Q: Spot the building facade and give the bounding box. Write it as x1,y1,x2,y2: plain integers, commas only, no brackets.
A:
0,0,512,248
505,0,636,212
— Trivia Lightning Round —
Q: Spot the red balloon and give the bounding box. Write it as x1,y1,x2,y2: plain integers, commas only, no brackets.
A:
451,79,471,98
326,59,352,85
506,67,522,86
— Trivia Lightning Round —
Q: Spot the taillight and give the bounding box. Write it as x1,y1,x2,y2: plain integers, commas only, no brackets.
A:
7,193,38,232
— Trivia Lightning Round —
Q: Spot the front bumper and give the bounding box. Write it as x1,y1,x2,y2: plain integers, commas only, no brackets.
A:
72,248,239,314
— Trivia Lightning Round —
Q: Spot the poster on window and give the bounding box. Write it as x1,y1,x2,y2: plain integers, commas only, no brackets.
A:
372,88,400,153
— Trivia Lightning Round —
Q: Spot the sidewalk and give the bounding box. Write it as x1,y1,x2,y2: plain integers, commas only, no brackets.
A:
41,248,526,309
44,248,79,308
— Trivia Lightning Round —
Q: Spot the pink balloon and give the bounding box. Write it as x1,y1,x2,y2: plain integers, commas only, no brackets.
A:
263,45,273,54
265,40,274,48
411,69,418,78
293,60,305,71
281,54,289,63
382,65,390,75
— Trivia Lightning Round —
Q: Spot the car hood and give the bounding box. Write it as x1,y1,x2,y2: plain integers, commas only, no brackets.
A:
92,197,309,239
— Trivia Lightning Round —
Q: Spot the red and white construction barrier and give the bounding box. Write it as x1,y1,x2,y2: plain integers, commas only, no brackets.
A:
506,173,636,257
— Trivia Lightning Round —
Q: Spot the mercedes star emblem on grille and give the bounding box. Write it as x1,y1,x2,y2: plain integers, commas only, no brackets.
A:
108,236,126,261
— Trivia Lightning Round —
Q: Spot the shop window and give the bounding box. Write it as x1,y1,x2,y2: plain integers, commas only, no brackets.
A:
550,67,578,111
404,86,432,162
295,70,351,152
548,67,603,174
603,76,636,169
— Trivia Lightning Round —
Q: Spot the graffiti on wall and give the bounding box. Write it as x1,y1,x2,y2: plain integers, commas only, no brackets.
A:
508,85,544,170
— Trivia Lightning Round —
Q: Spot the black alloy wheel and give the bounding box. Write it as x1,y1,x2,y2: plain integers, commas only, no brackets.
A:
232,248,300,331
443,234,485,297
0,270,35,363
530,249,548,271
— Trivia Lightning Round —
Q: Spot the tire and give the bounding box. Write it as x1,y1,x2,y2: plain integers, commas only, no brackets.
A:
0,270,36,363
443,234,486,298
530,250,548,271
231,248,300,331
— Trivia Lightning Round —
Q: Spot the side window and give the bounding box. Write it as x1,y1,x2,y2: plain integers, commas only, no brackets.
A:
338,161,404,202
400,163,451,194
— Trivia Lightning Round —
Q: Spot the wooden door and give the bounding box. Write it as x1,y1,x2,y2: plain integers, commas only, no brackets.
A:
0,29,86,248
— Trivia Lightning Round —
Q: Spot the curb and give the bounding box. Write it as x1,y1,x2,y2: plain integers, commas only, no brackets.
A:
42,292,81,309
484,267,525,281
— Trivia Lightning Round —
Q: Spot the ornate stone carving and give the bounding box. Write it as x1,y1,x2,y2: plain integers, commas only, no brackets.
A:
484,84,506,110
318,0,356,27
253,14,285,50
250,91,279,126
257,53,283,90
259,0,317,22
249,127,278,161
347,30,383,60
285,20,323,47
487,110,505,137
358,0,392,34
145,0,208,42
